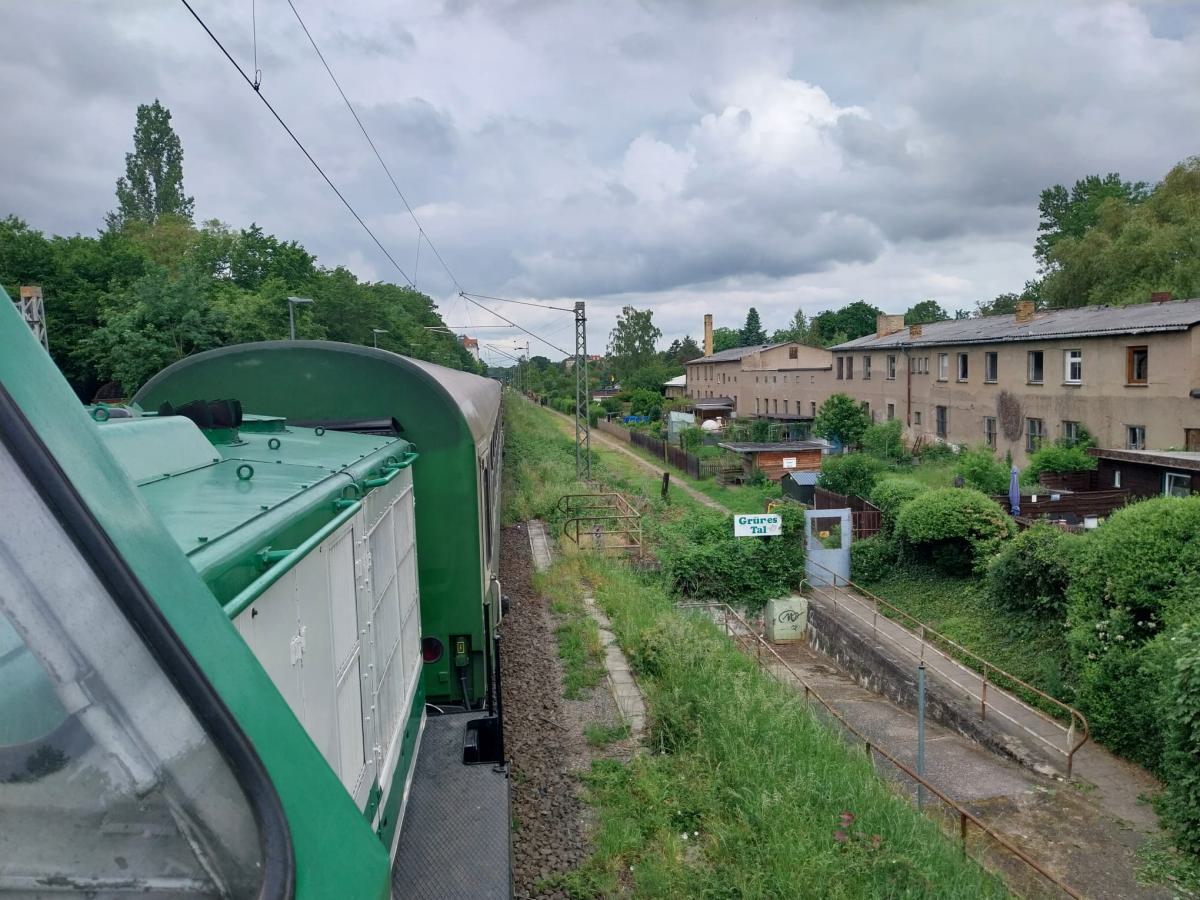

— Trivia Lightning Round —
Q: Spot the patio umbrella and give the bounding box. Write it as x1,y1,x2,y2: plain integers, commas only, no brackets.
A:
1008,466,1021,517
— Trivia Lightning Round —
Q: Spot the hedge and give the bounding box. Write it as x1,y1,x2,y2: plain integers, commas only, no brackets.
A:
894,488,1015,575
817,453,884,499
984,522,1080,619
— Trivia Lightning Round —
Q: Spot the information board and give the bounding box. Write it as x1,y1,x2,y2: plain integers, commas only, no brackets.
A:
734,513,782,537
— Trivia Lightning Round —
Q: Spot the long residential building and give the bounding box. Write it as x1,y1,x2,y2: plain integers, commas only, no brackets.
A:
683,297,1200,465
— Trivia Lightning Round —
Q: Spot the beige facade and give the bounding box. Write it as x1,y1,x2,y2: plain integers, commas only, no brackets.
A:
683,300,1200,464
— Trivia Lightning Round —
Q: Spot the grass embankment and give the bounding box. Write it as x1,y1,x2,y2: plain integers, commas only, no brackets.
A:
861,569,1071,704
504,396,1008,899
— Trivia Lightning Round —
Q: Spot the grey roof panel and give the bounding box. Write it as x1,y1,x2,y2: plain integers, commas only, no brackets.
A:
832,299,1200,351
690,342,788,363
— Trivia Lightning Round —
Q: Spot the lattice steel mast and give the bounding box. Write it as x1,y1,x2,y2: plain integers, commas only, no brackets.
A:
574,301,591,480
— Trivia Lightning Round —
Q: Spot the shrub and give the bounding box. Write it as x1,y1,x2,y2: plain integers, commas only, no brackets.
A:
868,478,924,533
984,523,1080,619
680,426,704,453
658,505,806,605
813,393,872,447
851,535,901,583
860,419,907,462
1162,625,1200,856
629,388,662,417
894,488,1016,575
954,446,1010,495
1066,496,1200,770
1027,443,1097,478
817,453,884,498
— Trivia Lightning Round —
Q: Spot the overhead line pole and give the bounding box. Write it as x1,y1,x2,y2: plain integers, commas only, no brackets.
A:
574,301,591,481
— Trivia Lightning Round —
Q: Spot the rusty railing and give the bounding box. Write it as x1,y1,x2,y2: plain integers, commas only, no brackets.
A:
677,600,1081,899
557,493,642,553
802,555,1089,780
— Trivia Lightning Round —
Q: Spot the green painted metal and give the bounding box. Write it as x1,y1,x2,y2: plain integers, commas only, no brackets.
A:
134,341,502,705
0,293,392,896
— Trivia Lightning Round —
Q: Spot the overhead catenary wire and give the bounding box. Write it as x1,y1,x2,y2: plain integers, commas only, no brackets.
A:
459,291,575,314
461,294,571,357
178,0,416,287
284,0,465,295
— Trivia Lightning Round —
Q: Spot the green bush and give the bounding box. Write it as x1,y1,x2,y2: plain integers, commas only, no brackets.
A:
629,388,662,417
917,441,955,463
680,426,704,453
851,535,901,583
1067,496,1200,771
984,523,1080,619
868,478,924,533
657,505,806,605
1027,443,1097,478
860,419,908,462
817,453,884,498
1163,625,1200,856
894,488,1016,575
813,393,872,447
954,446,1010,495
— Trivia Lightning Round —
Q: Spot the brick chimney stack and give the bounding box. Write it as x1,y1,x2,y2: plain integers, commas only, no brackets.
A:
909,323,923,337
1015,300,1035,324
704,314,713,357
876,314,905,337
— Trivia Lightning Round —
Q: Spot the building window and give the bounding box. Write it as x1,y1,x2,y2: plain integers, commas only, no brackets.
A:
789,346,799,360
984,352,998,383
886,355,897,380
984,417,997,449
1165,472,1192,498
886,402,895,420
1028,351,1044,384
1064,349,1083,384
837,357,844,380
1062,420,1081,445
846,357,854,380
957,353,969,381
810,401,816,417
773,399,779,414
935,405,948,438
1026,417,1045,451
861,401,871,417
937,353,948,381
914,410,923,426
755,398,760,414
1127,346,1148,384
863,356,872,380
784,399,789,414
1113,468,1121,488
1127,425,1146,450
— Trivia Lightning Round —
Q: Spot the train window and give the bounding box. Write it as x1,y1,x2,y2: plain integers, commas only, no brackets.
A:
0,413,285,896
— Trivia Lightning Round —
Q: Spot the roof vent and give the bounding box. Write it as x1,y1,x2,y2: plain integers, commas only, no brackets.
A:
909,323,923,337
1151,291,1174,303
1015,300,1035,324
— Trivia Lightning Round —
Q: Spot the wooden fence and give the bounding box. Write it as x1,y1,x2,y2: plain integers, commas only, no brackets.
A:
812,486,882,539
992,488,1129,524
595,418,631,442
596,420,742,482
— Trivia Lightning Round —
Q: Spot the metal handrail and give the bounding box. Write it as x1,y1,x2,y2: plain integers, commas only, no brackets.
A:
677,601,1081,899
557,492,643,553
803,555,1089,780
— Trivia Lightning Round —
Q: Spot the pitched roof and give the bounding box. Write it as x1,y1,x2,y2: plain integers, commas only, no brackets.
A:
831,298,1200,351
689,341,789,363
663,374,687,387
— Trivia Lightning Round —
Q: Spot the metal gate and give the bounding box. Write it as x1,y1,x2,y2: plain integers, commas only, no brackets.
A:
804,507,850,587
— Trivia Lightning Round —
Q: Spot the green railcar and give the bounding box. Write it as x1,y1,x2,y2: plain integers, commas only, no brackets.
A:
133,342,504,709
0,293,509,897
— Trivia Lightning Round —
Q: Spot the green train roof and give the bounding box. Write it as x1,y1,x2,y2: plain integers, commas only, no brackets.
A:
96,411,412,604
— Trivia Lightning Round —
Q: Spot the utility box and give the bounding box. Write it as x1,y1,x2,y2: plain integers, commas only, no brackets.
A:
766,596,808,642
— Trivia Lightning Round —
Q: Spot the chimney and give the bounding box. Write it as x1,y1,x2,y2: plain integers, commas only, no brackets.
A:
704,313,714,357
1015,300,1035,324
1151,291,1174,303
876,314,905,338
909,323,923,337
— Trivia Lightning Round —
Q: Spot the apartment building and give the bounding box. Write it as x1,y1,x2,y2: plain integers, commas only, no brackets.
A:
831,300,1200,464
685,341,835,419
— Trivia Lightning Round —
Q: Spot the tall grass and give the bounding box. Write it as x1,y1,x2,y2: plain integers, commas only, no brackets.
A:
505,397,1008,898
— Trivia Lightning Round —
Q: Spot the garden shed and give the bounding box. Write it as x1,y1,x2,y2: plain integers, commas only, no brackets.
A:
718,440,824,481
1088,447,1200,498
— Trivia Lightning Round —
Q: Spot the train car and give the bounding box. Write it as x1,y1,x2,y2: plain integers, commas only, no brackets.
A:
133,342,503,711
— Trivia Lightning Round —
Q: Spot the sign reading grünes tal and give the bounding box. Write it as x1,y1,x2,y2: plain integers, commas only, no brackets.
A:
733,513,782,537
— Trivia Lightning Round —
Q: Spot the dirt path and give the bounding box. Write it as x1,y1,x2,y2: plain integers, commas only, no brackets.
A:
539,404,731,513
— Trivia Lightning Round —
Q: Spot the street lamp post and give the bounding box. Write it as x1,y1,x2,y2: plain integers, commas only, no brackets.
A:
287,296,314,340
372,328,388,348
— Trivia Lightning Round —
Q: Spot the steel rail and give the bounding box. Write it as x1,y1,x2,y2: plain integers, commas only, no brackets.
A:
802,556,1089,779
677,601,1081,899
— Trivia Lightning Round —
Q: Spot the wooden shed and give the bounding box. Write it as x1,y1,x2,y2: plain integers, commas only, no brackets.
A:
1088,448,1200,499
718,441,824,481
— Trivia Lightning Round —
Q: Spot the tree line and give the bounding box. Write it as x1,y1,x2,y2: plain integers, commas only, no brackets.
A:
1,100,481,400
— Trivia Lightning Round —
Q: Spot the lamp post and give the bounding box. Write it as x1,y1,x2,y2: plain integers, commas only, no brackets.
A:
287,296,314,340
372,328,388,348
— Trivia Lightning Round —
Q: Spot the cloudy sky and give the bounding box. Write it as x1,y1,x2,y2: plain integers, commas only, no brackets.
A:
3,1,1199,362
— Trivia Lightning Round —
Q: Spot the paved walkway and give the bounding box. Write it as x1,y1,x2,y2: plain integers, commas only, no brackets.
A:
805,581,1162,833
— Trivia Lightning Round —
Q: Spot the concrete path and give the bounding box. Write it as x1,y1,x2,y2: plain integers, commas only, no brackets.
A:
806,582,1162,834
698,607,1171,900
527,520,647,739
539,405,731,513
